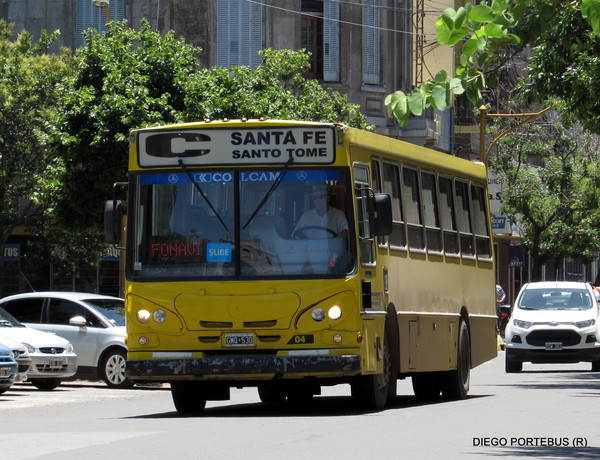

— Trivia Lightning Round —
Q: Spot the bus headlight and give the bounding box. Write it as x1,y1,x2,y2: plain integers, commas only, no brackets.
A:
312,308,325,321
137,309,151,323
328,305,342,320
153,309,167,323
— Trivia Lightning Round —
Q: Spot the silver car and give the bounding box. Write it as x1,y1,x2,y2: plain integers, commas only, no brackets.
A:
0,292,132,389
0,307,77,390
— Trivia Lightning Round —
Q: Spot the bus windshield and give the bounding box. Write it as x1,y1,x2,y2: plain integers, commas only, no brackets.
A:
129,167,355,280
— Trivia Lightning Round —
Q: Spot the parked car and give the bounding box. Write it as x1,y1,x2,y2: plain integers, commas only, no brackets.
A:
0,292,132,389
0,335,32,383
0,307,77,390
0,342,18,394
505,281,600,372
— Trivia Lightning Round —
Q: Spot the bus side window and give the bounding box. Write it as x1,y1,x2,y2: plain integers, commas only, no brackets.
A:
439,176,459,255
455,180,474,257
421,171,442,253
471,183,492,259
383,162,406,248
401,166,425,250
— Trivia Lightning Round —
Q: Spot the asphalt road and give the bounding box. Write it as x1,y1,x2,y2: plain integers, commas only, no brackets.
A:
1,351,599,460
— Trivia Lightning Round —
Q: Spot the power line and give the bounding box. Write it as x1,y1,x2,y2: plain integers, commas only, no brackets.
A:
244,0,438,37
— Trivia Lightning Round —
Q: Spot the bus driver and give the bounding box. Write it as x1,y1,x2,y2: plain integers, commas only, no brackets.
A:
293,183,349,239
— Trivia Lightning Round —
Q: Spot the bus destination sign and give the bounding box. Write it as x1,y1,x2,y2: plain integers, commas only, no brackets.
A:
137,126,336,167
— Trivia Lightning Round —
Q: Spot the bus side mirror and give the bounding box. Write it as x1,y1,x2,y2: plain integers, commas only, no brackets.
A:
104,200,123,243
373,193,393,236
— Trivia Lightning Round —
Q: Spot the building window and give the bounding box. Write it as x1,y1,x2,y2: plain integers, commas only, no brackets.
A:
217,0,263,68
363,0,380,85
76,0,125,48
302,0,338,81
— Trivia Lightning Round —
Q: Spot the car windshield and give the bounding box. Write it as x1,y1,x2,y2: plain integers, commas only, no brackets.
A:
0,307,24,327
82,299,125,327
518,288,593,311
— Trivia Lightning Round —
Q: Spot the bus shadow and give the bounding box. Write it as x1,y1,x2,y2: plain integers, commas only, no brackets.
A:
126,393,492,419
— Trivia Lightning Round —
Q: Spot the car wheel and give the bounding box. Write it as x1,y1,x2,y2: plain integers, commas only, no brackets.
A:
102,348,134,389
31,378,62,391
505,351,522,373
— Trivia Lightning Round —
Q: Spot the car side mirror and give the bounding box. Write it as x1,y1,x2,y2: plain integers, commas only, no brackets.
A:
69,316,87,329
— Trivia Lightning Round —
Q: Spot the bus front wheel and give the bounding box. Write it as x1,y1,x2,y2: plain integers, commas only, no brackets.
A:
171,381,207,414
351,333,391,411
441,319,471,400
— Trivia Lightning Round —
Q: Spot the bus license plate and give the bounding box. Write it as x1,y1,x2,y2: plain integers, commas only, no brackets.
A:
545,342,562,351
224,334,255,347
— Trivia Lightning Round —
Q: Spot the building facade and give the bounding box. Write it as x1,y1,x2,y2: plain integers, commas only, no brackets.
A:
1,0,466,296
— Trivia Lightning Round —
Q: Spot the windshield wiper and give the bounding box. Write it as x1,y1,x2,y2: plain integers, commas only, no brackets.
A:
178,159,229,232
243,156,294,230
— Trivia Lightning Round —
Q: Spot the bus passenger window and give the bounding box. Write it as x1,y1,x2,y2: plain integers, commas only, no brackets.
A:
471,184,492,258
439,177,459,255
383,163,406,248
421,172,442,253
455,180,474,257
402,166,424,250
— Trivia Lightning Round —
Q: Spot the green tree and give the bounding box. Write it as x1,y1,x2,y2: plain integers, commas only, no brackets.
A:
386,0,600,128
489,120,600,280
0,20,70,292
53,20,370,237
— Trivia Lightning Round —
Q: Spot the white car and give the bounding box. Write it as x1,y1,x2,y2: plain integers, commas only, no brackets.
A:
0,292,132,389
0,335,32,383
505,281,600,372
0,307,77,390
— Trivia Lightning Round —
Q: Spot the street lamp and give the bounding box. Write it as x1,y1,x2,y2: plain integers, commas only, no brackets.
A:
92,0,111,22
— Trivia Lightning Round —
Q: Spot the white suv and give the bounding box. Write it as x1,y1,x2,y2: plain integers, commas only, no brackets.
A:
505,281,600,372
0,292,132,389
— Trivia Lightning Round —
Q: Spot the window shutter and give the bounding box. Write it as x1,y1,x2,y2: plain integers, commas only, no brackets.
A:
363,0,380,85
76,0,124,48
218,0,263,68
323,0,339,82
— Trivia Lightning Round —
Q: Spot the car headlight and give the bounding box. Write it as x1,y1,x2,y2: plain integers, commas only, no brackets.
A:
513,319,534,329
66,343,74,353
22,342,35,353
574,319,595,328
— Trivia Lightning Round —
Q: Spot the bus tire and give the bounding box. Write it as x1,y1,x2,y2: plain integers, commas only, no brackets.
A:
412,372,441,401
171,381,207,414
441,319,471,400
258,385,286,404
351,320,392,411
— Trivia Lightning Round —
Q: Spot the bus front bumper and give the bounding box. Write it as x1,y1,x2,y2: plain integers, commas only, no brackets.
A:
126,354,362,381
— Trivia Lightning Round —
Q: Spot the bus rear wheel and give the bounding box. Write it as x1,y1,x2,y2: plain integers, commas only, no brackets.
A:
441,319,471,400
171,381,207,414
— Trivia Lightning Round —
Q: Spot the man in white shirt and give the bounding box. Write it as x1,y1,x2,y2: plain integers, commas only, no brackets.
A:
294,184,348,239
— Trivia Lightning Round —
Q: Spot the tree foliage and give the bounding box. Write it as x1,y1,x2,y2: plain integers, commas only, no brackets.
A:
53,20,370,234
0,20,69,269
386,0,600,128
489,119,600,280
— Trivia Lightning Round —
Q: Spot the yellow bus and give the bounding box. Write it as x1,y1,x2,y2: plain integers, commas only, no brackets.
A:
105,119,497,413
